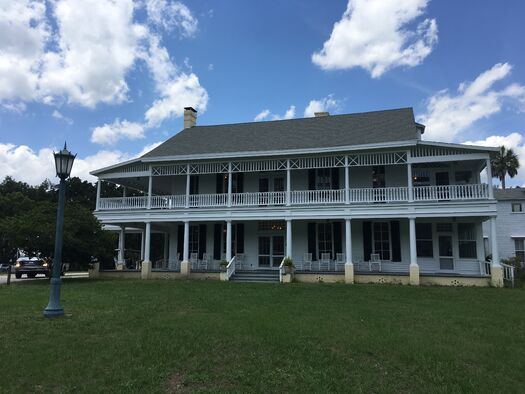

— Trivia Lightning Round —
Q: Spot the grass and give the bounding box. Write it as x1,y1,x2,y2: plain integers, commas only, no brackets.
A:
1,279,524,393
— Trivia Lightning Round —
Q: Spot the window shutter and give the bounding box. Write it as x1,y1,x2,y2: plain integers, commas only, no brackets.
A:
216,174,223,194
363,221,372,261
331,168,340,190
213,223,222,260
177,224,184,260
391,221,401,262
198,224,207,260
333,222,342,256
236,223,245,253
308,169,316,190
308,222,317,260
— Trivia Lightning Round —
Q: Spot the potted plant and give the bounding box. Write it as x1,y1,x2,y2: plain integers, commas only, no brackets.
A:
282,257,294,274
219,260,228,272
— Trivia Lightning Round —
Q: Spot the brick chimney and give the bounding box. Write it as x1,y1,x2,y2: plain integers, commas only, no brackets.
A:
184,107,197,128
314,111,329,117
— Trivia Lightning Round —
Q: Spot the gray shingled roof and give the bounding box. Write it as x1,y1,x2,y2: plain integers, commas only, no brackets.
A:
142,108,419,158
494,188,525,200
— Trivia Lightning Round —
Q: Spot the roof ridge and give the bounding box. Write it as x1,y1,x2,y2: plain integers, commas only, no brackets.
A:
190,107,414,129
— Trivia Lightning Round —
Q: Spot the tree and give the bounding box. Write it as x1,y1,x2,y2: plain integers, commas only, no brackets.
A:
491,146,520,189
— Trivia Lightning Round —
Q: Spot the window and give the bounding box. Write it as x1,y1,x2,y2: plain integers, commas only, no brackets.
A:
413,171,431,186
455,171,472,185
372,166,385,188
512,203,522,212
515,238,525,263
373,222,391,260
316,168,332,190
318,223,333,259
416,223,433,257
458,223,477,259
189,225,199,255
436,223,453,233
258,221,285,231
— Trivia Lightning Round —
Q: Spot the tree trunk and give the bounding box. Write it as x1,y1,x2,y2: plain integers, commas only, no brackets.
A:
500,175,506,189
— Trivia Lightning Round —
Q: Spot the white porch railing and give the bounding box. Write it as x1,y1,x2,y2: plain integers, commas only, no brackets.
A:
413,184,488,201
98,196,147,210
501,262,515,287
150,195,186,209
349,187,408,203
232,191,286,206
279,258,286,283
290,189,345,204
189,193,228,207
97,184,490,210
226,255,236,280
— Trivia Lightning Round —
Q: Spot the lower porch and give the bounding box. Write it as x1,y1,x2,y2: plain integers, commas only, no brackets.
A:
95,216,503,285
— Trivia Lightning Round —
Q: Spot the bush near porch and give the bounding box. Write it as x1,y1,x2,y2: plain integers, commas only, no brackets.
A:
1,280,524,393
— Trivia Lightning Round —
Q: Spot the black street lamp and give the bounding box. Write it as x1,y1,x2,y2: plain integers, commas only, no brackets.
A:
43,143,76,318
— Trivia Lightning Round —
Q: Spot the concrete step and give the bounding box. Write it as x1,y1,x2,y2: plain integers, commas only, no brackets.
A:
231,270,280,283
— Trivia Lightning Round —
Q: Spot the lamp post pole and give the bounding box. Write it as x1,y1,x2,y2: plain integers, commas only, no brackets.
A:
44,143,75,318
43,177,66,318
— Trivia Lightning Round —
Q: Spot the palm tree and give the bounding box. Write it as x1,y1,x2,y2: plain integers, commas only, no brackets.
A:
491,146,520,189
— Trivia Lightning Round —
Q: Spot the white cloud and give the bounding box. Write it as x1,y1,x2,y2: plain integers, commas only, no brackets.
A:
304,95,341,117
144,73,208,128
0,0,207,129
254,109,271,122
419,63,525,141
1,102,27,113
146,0,198,38
137,141,163,157
0,0,145,107
51,109,73,125
0,142,163,184
463,133,525,187
91,119,145,145
253,106,296,122
312,0,437,78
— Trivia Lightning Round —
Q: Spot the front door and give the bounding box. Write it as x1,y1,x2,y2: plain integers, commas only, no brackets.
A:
258,235,285,268
435,172,450,199
438,235,454,270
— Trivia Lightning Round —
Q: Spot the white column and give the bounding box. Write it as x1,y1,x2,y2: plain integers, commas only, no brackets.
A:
140,229,145,260
163,232,169,262
286,219,292,258
345,219,352,263
144,222,151,262
185,164,190,208
486,158,494,199
409,217,419,285
407,151,413,202
227,162,232,207
409,218,417,266
183,221,190,261
490,217,500,266
122,187,127,198
96,180,101,210
345,156,349,204
286,159,291,206
118,225,125,265
226,220,232,261
147,168,153,209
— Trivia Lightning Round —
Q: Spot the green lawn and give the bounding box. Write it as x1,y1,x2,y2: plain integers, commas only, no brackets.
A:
1,279,524,393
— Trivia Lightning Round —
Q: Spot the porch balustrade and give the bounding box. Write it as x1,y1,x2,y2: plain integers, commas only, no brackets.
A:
97,184,490,210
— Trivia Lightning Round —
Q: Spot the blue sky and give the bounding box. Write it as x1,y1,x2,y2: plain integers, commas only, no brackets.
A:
1,0,524,185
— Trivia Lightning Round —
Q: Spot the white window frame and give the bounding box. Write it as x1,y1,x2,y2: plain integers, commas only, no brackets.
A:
317,223,334,260
371,221,392,261
457,223,477,260
515,238,525,263
511,202,523,213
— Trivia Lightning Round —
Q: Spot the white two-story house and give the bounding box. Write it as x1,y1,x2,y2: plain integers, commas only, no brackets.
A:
90,107,505,286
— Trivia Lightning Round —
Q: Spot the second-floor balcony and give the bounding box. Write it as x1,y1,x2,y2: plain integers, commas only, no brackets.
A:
97,183,490,211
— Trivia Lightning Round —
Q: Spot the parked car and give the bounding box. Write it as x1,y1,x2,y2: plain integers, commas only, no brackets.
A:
0,262,12,273
14,257,50,279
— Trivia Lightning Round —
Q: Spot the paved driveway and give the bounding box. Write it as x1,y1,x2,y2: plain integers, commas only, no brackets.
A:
0,271,89,285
